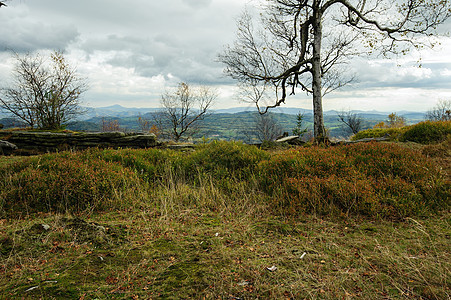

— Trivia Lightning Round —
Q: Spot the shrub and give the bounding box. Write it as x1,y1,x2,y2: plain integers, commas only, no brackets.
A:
1,141,448,220
400,120,451,144
90,148,175,183
258,142,449,218
0,151,140,217
351,127,405,141
178,141,269,181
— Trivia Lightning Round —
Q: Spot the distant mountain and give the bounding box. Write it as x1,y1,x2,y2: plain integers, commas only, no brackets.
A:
77,105,425,119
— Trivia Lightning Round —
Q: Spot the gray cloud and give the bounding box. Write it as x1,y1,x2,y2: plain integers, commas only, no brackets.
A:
182,0,213,8
0,0,450,110
0,7,79,52
0,0,242,86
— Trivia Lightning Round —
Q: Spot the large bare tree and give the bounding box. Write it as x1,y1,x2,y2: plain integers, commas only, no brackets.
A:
158,82,216,142
0,51,88,130
219,0,451,142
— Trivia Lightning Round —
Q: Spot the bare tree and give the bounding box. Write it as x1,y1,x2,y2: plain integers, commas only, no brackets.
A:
101,117,121,132
337,109,363,135
159,82,216,142
426,99,451,121
219,0,451,143
0,51,88,130
255,113,284,142
387,112,406,128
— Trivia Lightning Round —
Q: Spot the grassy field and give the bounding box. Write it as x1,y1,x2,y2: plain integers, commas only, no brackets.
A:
0,138,449,299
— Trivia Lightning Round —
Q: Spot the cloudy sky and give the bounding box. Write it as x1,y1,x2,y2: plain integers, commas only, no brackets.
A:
1,0,450,112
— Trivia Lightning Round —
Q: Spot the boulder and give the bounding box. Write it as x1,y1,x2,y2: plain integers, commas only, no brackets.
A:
275,135,305,145
0,140,18,155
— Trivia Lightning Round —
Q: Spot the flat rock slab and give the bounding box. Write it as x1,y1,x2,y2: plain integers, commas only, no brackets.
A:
276,136,305,145
0,131,158,152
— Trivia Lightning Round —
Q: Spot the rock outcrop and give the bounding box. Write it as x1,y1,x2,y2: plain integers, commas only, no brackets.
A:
0,140,18,155
0,131,158,152
275,135,305,145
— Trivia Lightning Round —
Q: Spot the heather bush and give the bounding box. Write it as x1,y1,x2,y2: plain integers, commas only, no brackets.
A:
89,148,175,182
0,141,448,220
400,120,451,144
0,152,140,217
177,141,269,182
258,142,449,218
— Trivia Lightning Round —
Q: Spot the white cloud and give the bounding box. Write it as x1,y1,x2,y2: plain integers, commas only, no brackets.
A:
440,68,451,76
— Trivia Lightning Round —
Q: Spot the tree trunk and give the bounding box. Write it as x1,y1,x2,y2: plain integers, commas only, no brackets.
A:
312,3,327,143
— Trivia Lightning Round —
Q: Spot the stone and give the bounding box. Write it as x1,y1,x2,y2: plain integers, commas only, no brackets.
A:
275,135,305,145
0,140,18,155
0,131,158,152
27,223,51,234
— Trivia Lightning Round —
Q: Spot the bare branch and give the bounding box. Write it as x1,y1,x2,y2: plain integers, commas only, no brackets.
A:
159,82,216,142
0,51,87,129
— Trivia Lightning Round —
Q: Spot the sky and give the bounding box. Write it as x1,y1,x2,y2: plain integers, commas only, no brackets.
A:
0,0,451,112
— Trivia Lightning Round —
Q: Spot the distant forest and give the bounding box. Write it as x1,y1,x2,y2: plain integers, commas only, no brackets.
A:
0,109,426,142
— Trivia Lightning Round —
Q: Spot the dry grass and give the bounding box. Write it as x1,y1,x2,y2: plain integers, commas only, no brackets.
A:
1,207,449,299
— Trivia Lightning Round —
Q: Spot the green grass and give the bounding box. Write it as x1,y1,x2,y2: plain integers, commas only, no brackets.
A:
0,141,450,298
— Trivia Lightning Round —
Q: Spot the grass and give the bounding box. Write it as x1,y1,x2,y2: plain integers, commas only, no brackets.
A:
1,211,449,299
0,140,450,299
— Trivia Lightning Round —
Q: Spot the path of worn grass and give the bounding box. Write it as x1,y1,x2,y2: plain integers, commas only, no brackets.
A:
1,210,449,299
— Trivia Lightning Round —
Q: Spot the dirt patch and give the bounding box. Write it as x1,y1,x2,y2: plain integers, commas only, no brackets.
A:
14,217,127,248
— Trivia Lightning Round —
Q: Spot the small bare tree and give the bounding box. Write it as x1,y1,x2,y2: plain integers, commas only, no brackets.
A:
426,100,451,121
101,117,121,132
159,82,216,142
0,51,88,130
337,110,363,135
387,113,406,128
255,113,283,142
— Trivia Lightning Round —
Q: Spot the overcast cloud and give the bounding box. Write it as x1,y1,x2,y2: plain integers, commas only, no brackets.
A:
0,0,450,111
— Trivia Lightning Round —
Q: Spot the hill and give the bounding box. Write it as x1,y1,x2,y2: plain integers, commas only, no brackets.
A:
1,106,427,140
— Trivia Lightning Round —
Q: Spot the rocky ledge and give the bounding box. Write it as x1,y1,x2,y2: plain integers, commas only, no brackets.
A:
0,131,158,153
